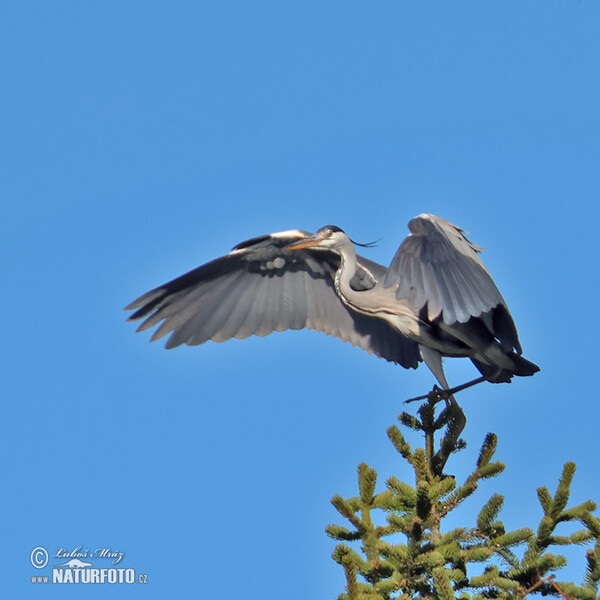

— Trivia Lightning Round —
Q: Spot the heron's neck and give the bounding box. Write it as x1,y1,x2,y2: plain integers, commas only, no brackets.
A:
333,241,420,337
334,244,362,308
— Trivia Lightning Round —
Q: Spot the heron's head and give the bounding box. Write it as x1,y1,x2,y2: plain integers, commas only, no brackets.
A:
285,225,350,252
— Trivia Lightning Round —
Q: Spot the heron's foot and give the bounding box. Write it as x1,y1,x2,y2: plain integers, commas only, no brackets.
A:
405,376,487,404
430,385,454,407
405,385,452,405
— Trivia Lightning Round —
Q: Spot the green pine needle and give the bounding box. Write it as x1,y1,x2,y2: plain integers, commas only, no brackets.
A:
552,462,576,517
412,448,429,482
433,567,457,600
398,411,423,432
326,524,363,541
577,512,600,538
463,547,494,562
386,425,413,461
537,486,553,516
536,552,568,574
443,480,479,513
416,480,432,520
386,476,417,507
372,489,401,511
332,543,363,567
438,527,469,545
570,529,595,545
476,493,504,532
550,535,575,546
537,515,555,545
358,463,378,504
554,581,597,600
559,500,598,523
428,477,457,502
492,528,533,548
477,461,505,479
476,433,497,468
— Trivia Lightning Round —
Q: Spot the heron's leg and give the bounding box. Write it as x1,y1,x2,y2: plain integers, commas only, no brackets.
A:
413,345,453,406
419,345,450,389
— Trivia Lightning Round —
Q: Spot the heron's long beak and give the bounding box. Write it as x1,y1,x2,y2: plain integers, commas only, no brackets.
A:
285,234,324,251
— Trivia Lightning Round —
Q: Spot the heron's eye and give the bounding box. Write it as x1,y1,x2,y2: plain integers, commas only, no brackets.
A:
326,230,333,238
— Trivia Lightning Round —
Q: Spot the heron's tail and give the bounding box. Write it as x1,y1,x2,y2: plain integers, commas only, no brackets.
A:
471,351,540,384
512,354,540,377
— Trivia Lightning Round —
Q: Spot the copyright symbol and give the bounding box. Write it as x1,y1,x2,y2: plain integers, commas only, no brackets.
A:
30,547,49,569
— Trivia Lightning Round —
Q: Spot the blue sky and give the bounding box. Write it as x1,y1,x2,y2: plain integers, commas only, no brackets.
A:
2,2,600,598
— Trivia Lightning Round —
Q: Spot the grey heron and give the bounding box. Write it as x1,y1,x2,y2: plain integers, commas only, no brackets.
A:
125,213,539,395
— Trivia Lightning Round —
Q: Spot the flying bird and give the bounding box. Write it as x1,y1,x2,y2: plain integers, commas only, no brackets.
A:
125,214,539,395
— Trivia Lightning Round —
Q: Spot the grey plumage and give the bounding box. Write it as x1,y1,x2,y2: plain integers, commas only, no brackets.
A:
385,215,504,325
126,229,421,369
126,214,539,391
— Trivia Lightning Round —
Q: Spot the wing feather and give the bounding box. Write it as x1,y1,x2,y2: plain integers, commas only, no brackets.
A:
165,272,247,347
126,229,421,369
149,271,241,342
386,214,505,323
213,274,263,342
384,213,522,354
235,275,267,340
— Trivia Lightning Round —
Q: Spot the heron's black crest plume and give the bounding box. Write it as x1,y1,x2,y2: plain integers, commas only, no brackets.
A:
318,224,378,248
350,238,380,248
319,225,345,233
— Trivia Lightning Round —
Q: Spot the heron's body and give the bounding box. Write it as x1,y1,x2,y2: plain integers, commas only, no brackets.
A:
126,214,539,391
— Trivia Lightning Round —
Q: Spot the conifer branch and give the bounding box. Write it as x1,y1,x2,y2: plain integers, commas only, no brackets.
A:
327,398,600,600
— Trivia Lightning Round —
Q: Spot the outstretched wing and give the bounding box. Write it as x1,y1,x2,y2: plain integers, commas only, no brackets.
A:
384,213,521,352
126,229,420,368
